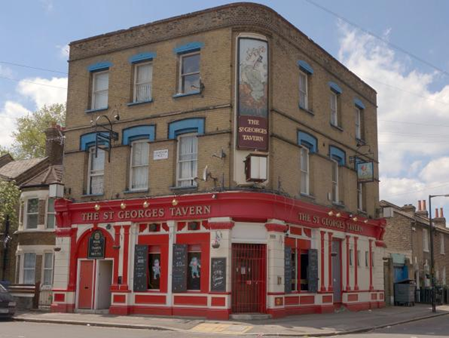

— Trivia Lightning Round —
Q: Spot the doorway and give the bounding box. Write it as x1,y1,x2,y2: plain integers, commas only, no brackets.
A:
96,260,113,309
78,260,94,309
77,259,113,310
332,239,342,303
231,244,266,313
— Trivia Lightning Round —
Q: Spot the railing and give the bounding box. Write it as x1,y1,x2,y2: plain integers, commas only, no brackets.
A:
416,287,449,305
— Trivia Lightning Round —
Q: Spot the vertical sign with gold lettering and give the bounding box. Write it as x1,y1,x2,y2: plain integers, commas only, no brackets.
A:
237,37,269,151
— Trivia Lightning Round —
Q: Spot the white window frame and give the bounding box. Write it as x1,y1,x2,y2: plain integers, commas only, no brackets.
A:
25,198,39,229
357,183,363,211
129,140,150,191
423,228,429,252
330,91,338,126
178,52,200,94
46,197,56,229
23,253,36,284
441,233,445,255
133,62,153,103
91,70,109,110
355,107,362,139
300,146,309,195
299,70,308,110
331,160,339,203
87,147,105,195
176,134,198,187
42,252,54,287
349,248,353,266
357,250,361,267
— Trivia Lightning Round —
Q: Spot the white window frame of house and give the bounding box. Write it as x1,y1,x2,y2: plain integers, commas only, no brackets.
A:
423,228,429,252
87,147,105,195
46,197,56,229
25,198,39,229
357,250,361,267
299,70,308,110
42,252,54,287
129,140,150,191
23,253,36,284
441,233,445,255
331,159,339,203
91,70,109,110
365,251,369,267
178,52,201,95
330,91,338,126
176,134,198,187
355,107,362,140
133,62,153,103
300,146,310,195
357,183,363,211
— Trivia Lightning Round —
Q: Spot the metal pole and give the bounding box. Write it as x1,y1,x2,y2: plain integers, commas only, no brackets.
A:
429,196,436,313
1,214,10,281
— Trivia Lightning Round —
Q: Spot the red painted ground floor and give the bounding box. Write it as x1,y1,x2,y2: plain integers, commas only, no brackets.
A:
51,192,386,319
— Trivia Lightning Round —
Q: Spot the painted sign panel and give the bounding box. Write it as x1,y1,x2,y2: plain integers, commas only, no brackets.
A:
284,246,292,294
153,149,169,160
133,245,148,292
87,230,105,259
308,249,319,293
211,258,226,292
237,37,269,151
357,161,374,183
172,244,188,293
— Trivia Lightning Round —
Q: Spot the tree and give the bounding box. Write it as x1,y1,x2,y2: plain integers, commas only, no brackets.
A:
11,103,66,159
0,146,10,157
0,180,20,227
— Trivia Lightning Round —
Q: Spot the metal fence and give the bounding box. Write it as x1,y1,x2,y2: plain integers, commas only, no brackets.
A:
416,288,449,305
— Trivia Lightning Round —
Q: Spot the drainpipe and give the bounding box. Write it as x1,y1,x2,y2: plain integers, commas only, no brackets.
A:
1,215,10,281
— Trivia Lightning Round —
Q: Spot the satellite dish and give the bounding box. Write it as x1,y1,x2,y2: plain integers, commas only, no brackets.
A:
203,165,209,181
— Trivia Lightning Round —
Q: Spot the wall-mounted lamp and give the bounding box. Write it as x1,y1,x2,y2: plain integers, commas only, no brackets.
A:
106,224,112,230
328,211,334,216
336,212,341,218
352,217,358,222
364,219,369,224
149,223,158,232
120,202,126,210
94,204,101,211
211,230,222,249
143,200,149,208
54,247,61,252
212,194,217,199
172,198,178,206
189,222,199,230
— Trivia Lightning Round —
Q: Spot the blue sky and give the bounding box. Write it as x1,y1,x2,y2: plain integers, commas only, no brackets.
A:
2,0,449,213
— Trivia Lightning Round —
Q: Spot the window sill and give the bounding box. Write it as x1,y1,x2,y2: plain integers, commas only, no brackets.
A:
85,107,109,114
16,229,55,233
81,193,104,198
123,189,149,194
330,123,344,132
299,106,314,116
300,193,315,200
169,185,198,192
173,91,201,99
357,209,367,216
332,201,346,209
127,100,153,107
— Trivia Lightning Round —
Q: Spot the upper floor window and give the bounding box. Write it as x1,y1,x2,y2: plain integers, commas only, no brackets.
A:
423,228,429,252
130,140,149,191
357,183,364,211
179,52,200,95
46,198,55,229
331,160,339,203
299,71,308,110
300,147,309,195
91,71,109,110
330,91,338,126
177,134,198,187
87,147,105,195
354,98,365,140
134,62,153,103
26,198,39,229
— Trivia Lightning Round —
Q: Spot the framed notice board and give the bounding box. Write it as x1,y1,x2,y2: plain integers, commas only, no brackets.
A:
211,258,226,292
133,245,148,292
284,246,292,294
308,248,319,293
172,244,188,293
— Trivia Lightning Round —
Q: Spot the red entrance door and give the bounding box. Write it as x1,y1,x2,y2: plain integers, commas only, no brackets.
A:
231,244,266,313
78,260,94,309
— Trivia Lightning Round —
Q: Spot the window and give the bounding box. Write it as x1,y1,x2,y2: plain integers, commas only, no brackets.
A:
423,228,429,252
299,71,308,110
133,62,152,102
26,198,39,229
130,140,149,191
148,247,161,290
441,233,445,255
331,160,339,203
372,251,375,267
187,245,201,290
91,71,109,110
300,147,309,195
365,251,369,267
46,198,55,229
300,251,309,291
357,183,363,211
355,107,363,140
23,253,36,284
87,147,105,195
330,91,338,126
349,249,353,266
43,253,53,286
179,52,200,94
177,134,198,187
291,249,297,292
357,250,361,267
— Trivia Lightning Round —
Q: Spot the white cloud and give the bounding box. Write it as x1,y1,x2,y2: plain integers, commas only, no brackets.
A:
17,77,67,109
56,44,70,59
337,24,449,209
0,101,31,147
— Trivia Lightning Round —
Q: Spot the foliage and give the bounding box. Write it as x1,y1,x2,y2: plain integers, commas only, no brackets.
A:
0,180,20,227
0,146,10,157
11,103,66,159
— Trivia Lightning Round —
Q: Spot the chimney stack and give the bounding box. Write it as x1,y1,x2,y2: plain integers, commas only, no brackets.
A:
44,123,64,165
416,199,428,218
433,207,446,228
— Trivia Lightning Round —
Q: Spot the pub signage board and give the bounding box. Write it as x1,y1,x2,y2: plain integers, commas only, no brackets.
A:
211,258,226,292
357,161,374,183
172,244,188,293
87,230,105,259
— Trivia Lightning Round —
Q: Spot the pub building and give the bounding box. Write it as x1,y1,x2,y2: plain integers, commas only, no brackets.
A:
51,3,386,319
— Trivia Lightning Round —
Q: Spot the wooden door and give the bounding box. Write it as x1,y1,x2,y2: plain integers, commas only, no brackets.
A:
78,260,94,309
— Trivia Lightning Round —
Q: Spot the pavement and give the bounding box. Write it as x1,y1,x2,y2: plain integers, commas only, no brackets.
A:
13,304,449,337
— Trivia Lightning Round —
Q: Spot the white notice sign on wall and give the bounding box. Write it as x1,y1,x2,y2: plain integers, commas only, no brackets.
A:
153,149,169,160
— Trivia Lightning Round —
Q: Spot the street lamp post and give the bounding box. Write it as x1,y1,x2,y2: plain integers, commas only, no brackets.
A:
428,194,449,313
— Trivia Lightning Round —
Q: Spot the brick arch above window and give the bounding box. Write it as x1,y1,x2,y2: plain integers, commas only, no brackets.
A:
129,52,156,64
87,61,112,72
122,125,155,145
329,145,346,166
168,118,205,139
173,41,204,54
297,60,314,74
354,98,366,109
298,131,317,153
328,81,342,94
80,132,111,151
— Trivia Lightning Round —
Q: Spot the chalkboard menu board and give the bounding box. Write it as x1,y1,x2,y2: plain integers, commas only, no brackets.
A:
133,245,148,292
308,248,319,293
284,246,292,294
211,258,226,292
172,244,187,293
87,230,105,259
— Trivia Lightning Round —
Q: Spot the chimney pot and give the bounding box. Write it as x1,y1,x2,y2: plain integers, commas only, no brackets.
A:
423,200,427,211
418,200,422,211
441,208,444,218
436,208,439,218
